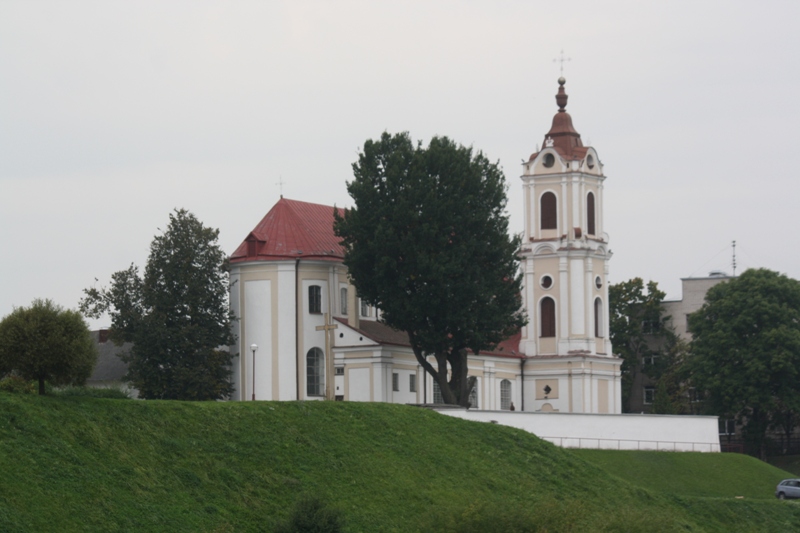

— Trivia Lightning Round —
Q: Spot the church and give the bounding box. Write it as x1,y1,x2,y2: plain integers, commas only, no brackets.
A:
227,78,623,414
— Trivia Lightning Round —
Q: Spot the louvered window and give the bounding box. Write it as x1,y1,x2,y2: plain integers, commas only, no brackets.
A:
541,192,557,230
587,192,596,235
540,297,556,337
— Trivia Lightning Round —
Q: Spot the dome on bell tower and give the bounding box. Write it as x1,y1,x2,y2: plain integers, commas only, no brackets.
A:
529,78,588,162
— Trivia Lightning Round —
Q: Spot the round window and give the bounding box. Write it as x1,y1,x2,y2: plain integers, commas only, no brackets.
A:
595,276,602,289
541,275,553,289
587,155,595,169
543,153,555,168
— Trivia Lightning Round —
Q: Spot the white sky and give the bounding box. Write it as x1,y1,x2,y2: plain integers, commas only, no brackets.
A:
2,1,799,329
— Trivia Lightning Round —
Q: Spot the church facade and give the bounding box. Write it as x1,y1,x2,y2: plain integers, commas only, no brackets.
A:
228,78,623,413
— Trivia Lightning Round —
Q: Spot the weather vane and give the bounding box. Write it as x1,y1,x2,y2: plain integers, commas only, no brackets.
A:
553,49,571,76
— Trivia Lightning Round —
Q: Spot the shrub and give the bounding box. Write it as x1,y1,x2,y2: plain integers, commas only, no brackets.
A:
0,375,35,394
274,495,344,533
52,385,131,399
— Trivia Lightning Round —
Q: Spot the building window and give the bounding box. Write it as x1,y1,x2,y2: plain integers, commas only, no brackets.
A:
409,374,417,393
433,381,443,404
306,347,325,396
308,285,322,314
468,379,478,409
360,299,369,317
685,314,692,333
392,373,399,392
643,353,658,367
340,287,348,315
540,297,556,338
500,379,512,410
334,366,344,376
719,418,735,435
643,386,655,405
540,192,557,230
587,192,596,235
594,297,603,338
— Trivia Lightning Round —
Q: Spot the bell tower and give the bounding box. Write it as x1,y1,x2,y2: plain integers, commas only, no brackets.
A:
518,78,620,414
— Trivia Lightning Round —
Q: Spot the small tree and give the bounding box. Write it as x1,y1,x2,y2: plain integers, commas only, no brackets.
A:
81,209,235,401
0,299,97,395
609,278,674,412
688,268,800,459
334,132,526,406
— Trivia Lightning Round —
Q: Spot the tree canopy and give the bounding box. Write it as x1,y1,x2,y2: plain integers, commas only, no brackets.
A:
334,132,526,406
81,209,235,400
609,278,678,412
687,268,800,458
0,299,97,395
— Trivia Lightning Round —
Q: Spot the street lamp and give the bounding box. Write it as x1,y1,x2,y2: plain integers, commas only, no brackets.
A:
250,343,258,401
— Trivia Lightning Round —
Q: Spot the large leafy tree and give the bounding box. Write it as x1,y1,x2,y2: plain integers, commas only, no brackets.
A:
0,299,97,395
81,209,235,400
609,278,676,412
687,268,800,458
334,132,526,406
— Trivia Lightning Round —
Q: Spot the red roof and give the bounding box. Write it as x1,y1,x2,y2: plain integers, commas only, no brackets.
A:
529,78,587,162
334,317,523,359
231,198,345,263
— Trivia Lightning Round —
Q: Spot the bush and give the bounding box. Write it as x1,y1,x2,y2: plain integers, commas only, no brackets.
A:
0,375,35,394
52,385,131,399
274,495,344,533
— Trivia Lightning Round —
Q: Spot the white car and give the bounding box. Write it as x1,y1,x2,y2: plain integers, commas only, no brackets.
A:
775,479,800,499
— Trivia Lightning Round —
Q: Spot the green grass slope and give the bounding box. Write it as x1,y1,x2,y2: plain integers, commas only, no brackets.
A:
572,449,793,499
0,393,798,532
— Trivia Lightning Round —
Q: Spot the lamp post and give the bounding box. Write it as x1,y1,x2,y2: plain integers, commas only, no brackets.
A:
250,343,258,401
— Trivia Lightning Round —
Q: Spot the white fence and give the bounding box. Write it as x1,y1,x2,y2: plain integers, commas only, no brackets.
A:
436,408,720,452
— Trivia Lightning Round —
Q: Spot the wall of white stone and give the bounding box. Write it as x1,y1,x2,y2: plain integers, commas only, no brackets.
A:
436,408,720,452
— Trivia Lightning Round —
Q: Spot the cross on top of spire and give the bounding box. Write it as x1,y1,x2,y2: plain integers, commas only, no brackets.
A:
553,49,571,76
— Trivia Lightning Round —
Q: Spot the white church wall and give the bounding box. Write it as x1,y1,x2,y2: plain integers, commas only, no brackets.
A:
347,366,371,402
438,409,721,452
276,264,297,401
244,279,272,401
229,271,242,401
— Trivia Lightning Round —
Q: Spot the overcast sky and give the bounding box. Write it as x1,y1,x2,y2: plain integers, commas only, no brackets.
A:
2,1,799,329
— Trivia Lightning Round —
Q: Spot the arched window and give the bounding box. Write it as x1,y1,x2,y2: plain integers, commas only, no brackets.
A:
468,379,478,409
540,192,557,230
306,347,325,396
594,298,603,338
500,379,512,410
308,285,322,314
587,192,596,235
340,287,348,315
540,297,556,338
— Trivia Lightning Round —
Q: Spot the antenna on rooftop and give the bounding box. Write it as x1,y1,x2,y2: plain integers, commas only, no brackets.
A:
276,175,285,198
732,240,737,276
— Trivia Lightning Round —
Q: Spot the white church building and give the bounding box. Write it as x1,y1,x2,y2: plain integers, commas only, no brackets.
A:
228,78,623,415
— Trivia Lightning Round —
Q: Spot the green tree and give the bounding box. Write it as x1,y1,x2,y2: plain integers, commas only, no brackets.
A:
688,268,800,459
609,278,674,412
0,299,97,395
334,132,526,407
81,209,235,400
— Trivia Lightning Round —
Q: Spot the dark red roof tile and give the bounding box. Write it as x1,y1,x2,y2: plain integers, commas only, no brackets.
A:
231,198,345,263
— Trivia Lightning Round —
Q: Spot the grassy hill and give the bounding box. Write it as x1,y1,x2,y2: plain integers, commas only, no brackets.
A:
1,393,799,532
572,449,792,499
